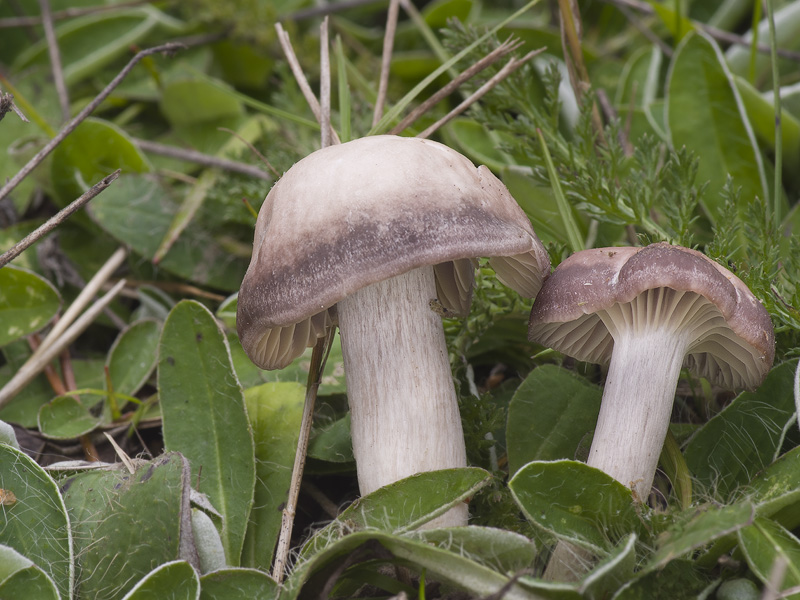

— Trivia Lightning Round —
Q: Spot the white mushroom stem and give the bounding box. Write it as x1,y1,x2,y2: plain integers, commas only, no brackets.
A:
337,265,468,527
588,326,690,500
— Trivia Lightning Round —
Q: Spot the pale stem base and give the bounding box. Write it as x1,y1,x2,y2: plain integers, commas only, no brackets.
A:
588,328,688,500
338,265,468,527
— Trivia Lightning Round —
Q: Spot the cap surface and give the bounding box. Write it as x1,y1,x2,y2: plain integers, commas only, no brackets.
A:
528,243,775,390
238,135,550,369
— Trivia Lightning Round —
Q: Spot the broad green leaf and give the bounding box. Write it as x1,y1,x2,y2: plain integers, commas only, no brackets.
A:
160,79,244,128
578,534,636,600
87,174,248,291
650,2,694,42
302,468,492,559
611,559,713,599
423,0,472,27
417,526,537,574
0,444,72,599
38,395,102,440
666,31,768,228
0,544,60,600
508,460,641,553
336,468,490,533
443,118,512,171
307,412,353,463
746,445,800,518
50,118,151,206
107,319,161,397
12,7,184,86
685,360,799,500
0,265,60,347
615,46,662,108
241,381,305,571
61,453,192,600
738,518,800,593
284,530,542,600
199,568,278,600
646,501,755,570
121,561,199,600
725,1,800,85
502,168,584,248
159,300,255,566
507,365,602,476
735,75,800,182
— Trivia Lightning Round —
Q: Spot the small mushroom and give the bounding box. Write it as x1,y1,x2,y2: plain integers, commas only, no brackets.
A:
528,242,775,501
238,135,550,525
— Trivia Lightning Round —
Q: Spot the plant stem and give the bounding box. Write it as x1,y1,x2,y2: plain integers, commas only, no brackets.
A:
766,0,782,232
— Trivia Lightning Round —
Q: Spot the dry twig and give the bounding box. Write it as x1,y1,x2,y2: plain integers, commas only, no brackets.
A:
373,0,400,127
417,49,545,139
39,0,70,122
274,23,340,145
0,42,185,202
0,171,120,268
133,139,272,180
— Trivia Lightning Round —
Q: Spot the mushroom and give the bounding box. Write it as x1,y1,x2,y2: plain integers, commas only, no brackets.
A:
238,135,550,526
528,242,775,501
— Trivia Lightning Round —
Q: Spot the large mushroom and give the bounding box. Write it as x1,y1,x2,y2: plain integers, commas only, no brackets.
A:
238,135,550,525
528,243,775,502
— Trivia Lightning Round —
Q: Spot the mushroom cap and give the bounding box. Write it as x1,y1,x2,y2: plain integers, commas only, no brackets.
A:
238,135,550,370
528,243,775,390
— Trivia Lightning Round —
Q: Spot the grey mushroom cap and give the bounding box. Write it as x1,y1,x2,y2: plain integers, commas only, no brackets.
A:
528,243,775,390
238,135,550,370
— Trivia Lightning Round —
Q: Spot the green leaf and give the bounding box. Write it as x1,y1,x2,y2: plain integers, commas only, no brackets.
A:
0,444,73,599
307,412,353,463
160,79,244,128
87,174,248,291
0,265,61,347
508,460,641,553
665,31,768,227
579,534,637,600
684,360,799,501
337,467,490,533
302,468,492,559
417,526,537,574
107,319,161,397
611,559,713,599
738,517,800,592
159,300,255,566
0,544,60,600
506,365,602,476
240,381,305,571
12,7,184,86
37,395,102,440
746,445,800,518
199,568,278,600
284,530,542,600
50,118,151,206
646,501,755,570
734,75,800,183
121,561,199,600
61,453,192,600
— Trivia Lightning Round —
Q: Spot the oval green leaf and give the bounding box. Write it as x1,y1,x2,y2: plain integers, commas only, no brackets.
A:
738,517,800,592
121,561,199,600
38,394,102,440
107,319,161,397
0,265,61,347
507,365,602,476
684,360,799,501
509,460,640,553
159,300,255,566
0,444,72,599
199,568,278,600
50,118,150,206
0,544,60,600
665,31,768,227
241,381,305,571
